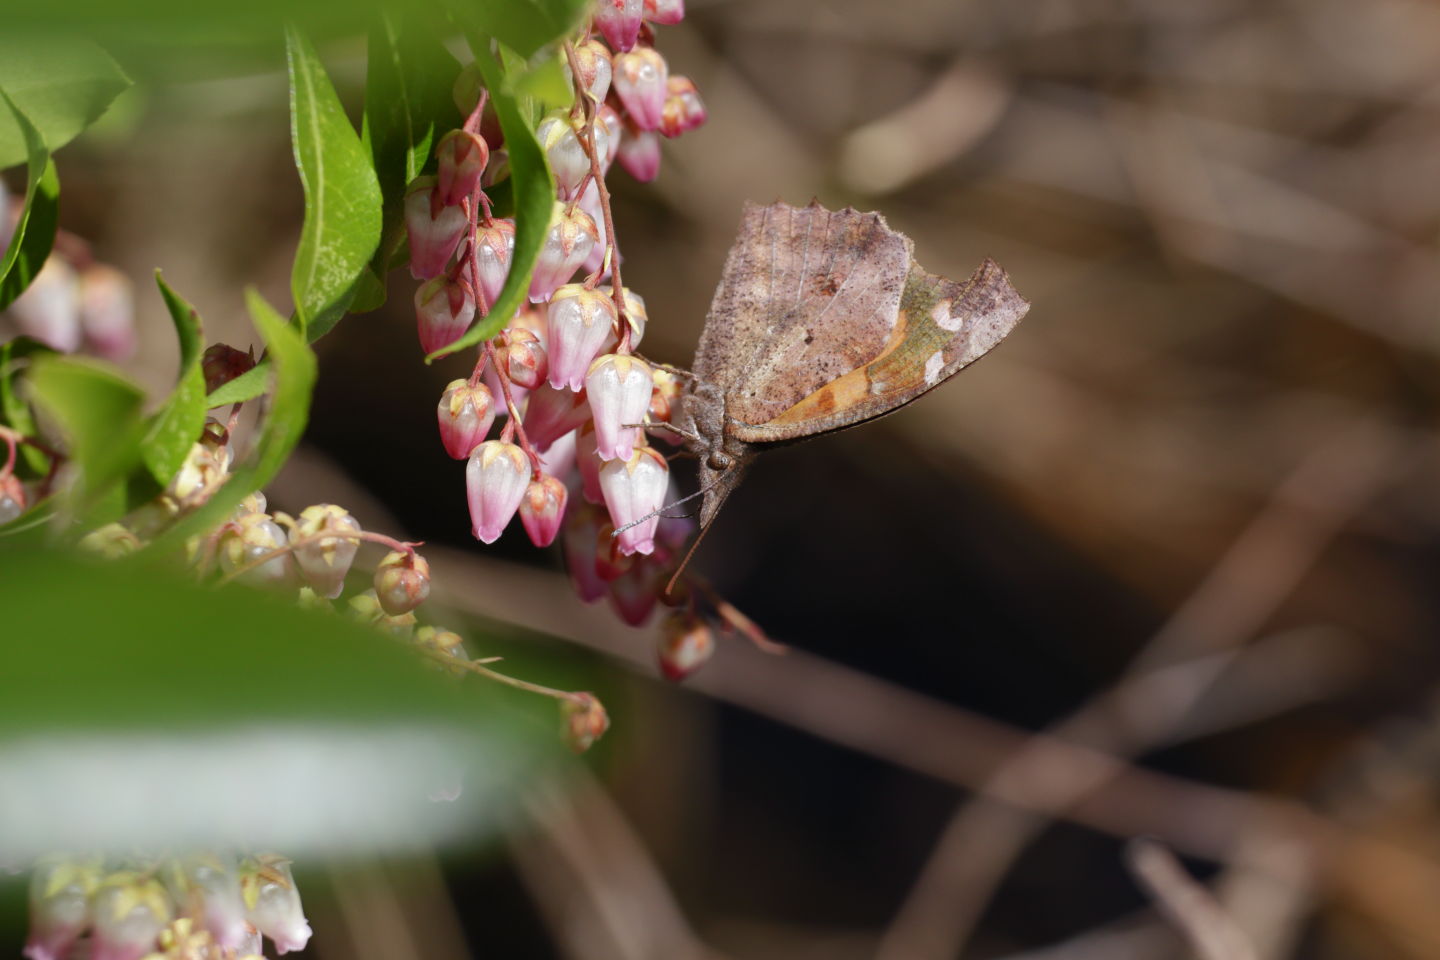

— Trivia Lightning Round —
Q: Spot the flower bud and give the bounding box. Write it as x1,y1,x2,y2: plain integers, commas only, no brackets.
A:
78,264,136,361
165,855,247,950
562,502,609,602
577,180,610,279
415,276,475,354
648,366,682,428
234,490,268,519
586,354,652,461
529,204,598,303
560,692,609,752
659,75,707,138
501,327,548,389
594,0,643,52
564,39,613,103
467,440,530,543
644,0,684,25
613,48,668,131
404,177,468,279
472,218,516,310
519,473,568,547
537,115,591,200
374,550,431,616
617,129,661,182
218,513,293,587
546,285,619,391
24,857,101,960
348,589,417,638
11,258,80,353
598,285,647,352
608,562,658,626
91,872,172,960
598,104,623,171
436,129,490,206
599,446,669,555
520,383,592,451
658,612,714,680
0,472,26,524
415,625,470,675
150,918,215,960
437,379,496,459
292,504,361,599
202,344,255,395
240,856,311,956
594,520,632,581
79,521,141,558
575,423,605,504
482,148,510,187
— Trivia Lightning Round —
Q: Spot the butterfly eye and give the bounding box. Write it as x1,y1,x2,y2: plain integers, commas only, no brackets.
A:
706,452,732,471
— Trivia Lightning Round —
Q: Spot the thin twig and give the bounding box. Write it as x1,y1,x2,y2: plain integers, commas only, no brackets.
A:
1127,837,1258,960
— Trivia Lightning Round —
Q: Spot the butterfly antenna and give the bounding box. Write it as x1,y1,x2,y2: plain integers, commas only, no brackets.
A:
612,486,708,536
665,518,715,596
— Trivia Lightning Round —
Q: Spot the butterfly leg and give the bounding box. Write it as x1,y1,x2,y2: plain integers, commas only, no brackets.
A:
637,420,702,444
634,355,697,381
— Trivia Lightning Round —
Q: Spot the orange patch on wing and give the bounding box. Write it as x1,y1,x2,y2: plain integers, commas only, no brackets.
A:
761,310,911,428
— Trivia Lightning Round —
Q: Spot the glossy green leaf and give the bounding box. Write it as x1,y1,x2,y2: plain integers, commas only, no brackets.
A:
25,356,147,510
204,360,270,407
0,36,130,169
509,52,573,111
0,337,55,475
361,11,460,310
286,24,383,342
426,43,554,361
0,92,60,312
140,273,208,486
147,289,316,553
452,0,588,59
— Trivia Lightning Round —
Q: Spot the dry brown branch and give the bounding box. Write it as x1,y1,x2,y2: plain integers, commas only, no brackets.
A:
1127,838,1258,960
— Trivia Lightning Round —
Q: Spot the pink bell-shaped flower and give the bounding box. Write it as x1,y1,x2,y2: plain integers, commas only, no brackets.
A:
598,446,669,555
537,427,577,478
613,47,668,131
240,857,311,956
529,204,599,302
617,129,661,182
436,129,490,206
608,561,659,626
563,502,609,602
520,383,592,450
217,513,293,587
577,181,610,279
519,473,568,547
78,264,136,361
374,550,431,616
594,0,643,52
24,858,100,960
415,275,476,354
659,75,707,138
437,379,496,459
467,440,531,543
659,612,715,680
501,327,548,389
166,855,247,951
91,873,172,960
472,217,516,310
575,422,604,504
598,104,623,171
547,285,619,390
585,353,652,461
292,503,361,599
644,0,685,25
598,285,648,352
11,258,80,353
565,39,613,103
537,115,591,200
405,177,468,279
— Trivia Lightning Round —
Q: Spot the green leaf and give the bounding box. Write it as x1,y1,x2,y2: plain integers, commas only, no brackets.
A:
509,52,573,111
0,544,549,857
204,361,270,408
147,289,316,554
0,337,55,475
0,36,130,169
286,24,383,342
25,356,147,512
0,92,60,311
140,274,208,487
426,42,554,362
453,0,588,59
362,11,460,309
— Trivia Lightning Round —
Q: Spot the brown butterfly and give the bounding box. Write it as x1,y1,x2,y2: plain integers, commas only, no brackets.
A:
672,199,1029,534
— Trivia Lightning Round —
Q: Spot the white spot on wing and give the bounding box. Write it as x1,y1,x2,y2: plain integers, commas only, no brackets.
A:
924,350,945,385
931,299,962,332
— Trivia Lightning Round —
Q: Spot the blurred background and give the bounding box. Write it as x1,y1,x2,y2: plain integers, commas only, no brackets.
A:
9,0,1440,957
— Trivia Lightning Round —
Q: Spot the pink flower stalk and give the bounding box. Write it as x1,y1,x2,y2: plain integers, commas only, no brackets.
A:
24,859,100,960
415,276,476,354
472,218,516,310
218,513,293,587
563,502,609,602
502,327,548,389
437,379,496,459
644,0,685,25
467,440,531,543
659,613,715,681
520,383,592,450
537,427,577,478
405,177,468,279
586,353,653,461
613,48,668,131
617,129,662,182
374,550,431,615
292,503,361,599
529,204,599,302
537,116,591,200
519,473,568,547
77,264,136,361
594,0,643,52
0,473,25,524
241,858,310,956
598,446,669,555
575,423,604,504
91,874,171,960
565,39,613,103
436,129,490,206
659,75,707,138
547,285,619,390
608,563,658,626
11,258,80,352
